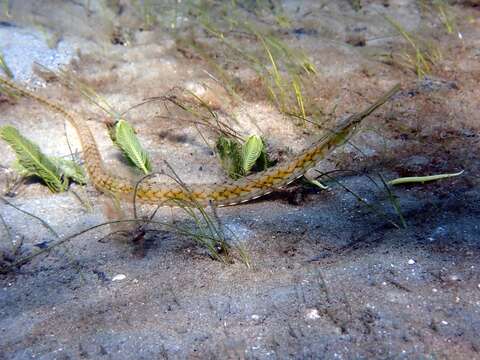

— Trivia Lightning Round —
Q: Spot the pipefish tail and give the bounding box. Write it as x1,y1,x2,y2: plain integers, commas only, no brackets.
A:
0,77,400,206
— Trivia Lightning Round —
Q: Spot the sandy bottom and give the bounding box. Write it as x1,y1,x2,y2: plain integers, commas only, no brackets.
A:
1,1,480,359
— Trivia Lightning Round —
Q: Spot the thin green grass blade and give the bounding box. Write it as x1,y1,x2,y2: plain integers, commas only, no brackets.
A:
52,68,120,120
308,178,329,190
379,174,407,229
0,52,13,78
0,196,59,238
387,170,464,185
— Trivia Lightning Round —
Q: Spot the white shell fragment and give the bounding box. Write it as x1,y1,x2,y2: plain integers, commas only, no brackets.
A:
112,274,127,282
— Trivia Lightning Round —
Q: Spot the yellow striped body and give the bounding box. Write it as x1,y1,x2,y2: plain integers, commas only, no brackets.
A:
0,77,398,206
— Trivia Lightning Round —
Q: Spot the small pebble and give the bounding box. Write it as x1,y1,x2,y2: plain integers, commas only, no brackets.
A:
306,309,321,320
112,274,126,282
408,259,415,265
